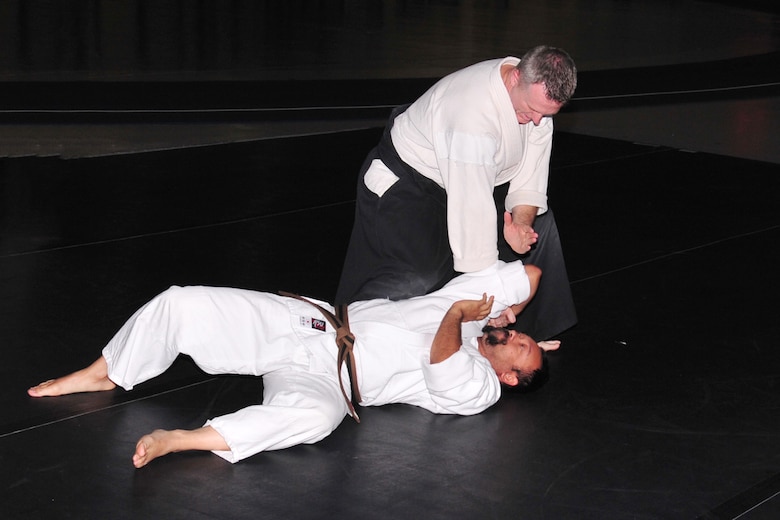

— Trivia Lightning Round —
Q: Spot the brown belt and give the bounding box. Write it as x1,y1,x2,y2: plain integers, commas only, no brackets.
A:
279,292,362,423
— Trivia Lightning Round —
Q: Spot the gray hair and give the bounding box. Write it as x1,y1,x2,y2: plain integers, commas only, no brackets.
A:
518,46,578,104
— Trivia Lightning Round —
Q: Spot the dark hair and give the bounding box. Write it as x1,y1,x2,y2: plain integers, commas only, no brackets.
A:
505,356,549,395
518,45,578,104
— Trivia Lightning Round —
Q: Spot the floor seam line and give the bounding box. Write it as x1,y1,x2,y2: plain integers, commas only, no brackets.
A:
570,224,780,285
0,378,217,439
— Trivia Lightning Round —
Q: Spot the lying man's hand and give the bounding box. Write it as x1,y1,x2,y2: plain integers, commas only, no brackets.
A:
452,293,494,323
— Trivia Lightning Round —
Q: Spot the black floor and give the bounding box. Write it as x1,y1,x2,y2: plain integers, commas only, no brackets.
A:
2,127,779,519
2,1,780,519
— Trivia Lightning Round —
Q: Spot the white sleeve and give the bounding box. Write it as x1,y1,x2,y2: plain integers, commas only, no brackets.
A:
436,130,501,273
422,349,501,415
504,118,553,214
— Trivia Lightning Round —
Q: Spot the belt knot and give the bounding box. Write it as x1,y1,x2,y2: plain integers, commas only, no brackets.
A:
280,292,362,423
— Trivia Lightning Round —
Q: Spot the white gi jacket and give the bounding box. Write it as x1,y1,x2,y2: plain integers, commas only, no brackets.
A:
391,57,554,273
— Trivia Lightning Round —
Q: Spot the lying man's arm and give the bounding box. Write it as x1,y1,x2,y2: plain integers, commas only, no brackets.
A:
424,293,502,415
430,293,494,364
488,263,541,328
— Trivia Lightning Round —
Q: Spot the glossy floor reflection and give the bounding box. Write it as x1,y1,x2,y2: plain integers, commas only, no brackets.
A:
2,1,780,519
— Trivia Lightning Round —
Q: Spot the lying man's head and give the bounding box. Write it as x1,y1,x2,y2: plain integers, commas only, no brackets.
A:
478,325,558,392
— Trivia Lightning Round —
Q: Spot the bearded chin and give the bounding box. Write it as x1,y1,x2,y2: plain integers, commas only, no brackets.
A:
483,326,510,346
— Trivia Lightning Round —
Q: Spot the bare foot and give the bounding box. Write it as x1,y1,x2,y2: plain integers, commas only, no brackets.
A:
133,430,180,468
27,356,116,397
132,426,229,468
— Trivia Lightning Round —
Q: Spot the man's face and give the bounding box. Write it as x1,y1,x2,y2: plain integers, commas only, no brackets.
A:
508,75,563,126
481,329,543,386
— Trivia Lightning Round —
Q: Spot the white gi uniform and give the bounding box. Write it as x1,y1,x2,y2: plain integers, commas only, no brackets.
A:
390,56,553,273
102,260,530,463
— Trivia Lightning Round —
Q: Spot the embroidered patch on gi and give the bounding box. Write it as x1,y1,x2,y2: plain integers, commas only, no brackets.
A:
299,315,327,331
311,318,326,331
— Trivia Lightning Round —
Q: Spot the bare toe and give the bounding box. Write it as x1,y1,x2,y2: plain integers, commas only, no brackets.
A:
27,380,57,397
133,438,149,468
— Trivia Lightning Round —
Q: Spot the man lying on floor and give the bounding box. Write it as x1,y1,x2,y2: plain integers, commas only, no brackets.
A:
27,260,560,468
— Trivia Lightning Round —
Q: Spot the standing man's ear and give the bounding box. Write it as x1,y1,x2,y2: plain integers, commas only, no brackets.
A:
499,371,519,387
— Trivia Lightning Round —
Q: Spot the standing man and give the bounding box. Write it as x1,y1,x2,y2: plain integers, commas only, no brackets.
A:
336,45,578,340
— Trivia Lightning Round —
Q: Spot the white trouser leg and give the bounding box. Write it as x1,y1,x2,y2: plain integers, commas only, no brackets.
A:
206,367,349,462
100,285,346,462
102,285,306,390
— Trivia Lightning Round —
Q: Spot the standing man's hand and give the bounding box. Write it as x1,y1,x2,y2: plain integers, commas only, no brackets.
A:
503,210,538,254
487,307,517,328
